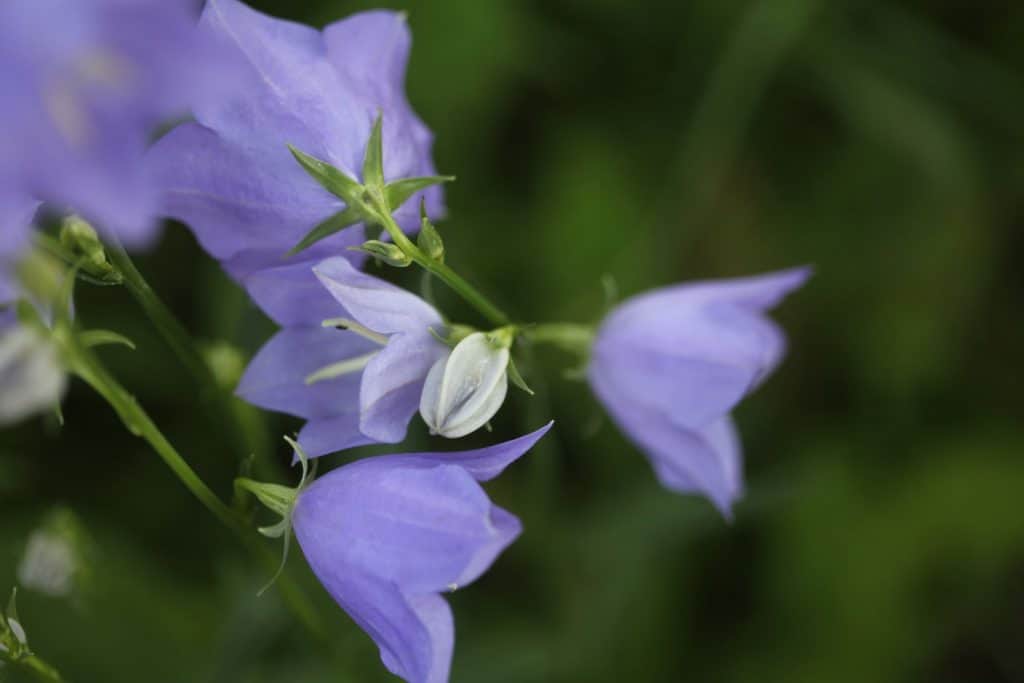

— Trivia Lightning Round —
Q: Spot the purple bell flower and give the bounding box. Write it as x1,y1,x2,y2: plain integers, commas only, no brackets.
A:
0,0,237,246
146,0,443,281
292,423,552,683
587,267,810,515
237,256,447,457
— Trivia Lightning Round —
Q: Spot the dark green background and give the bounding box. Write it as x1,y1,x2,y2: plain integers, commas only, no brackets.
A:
3,0,1023,681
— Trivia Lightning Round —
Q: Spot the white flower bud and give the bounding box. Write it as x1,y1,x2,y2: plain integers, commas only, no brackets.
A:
419,331,510,438
0,326,66,426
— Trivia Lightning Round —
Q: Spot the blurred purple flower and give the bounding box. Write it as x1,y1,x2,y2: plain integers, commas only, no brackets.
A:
292,423,552,683
237,256,446,457
0,0,236,247
587,267,810,515
146,0,442,283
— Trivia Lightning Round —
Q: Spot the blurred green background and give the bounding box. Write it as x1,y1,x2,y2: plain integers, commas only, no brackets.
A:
3,0,1023,681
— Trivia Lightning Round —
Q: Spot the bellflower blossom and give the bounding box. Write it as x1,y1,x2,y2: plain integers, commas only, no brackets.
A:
146,0,443,284
292,423,552,683
237,256,447,457
587,267,810,515
0,0,239,247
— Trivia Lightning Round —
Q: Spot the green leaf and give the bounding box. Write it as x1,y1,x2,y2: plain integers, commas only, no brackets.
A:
508,358,536,396
384,175,456,211
286,205,362,257
287,144,363,202
80,329,136,351
362,112,385,189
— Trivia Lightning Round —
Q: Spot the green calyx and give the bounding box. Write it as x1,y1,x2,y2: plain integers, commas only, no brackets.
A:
234,436,317,596
287,113,453,257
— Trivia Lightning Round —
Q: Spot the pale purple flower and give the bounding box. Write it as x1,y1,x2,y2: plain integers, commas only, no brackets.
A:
292,423,552,683
0,0,237,246
237,256,446,457
587,267,810,515
146,0,442,281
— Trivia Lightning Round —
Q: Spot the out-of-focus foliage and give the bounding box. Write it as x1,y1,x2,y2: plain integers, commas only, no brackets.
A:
2,0,1022,681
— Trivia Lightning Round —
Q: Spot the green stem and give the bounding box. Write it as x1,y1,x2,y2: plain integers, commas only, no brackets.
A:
12,653,64,682
105,246,267,469
61,335,325,641
525,323,595,356
371,197,510,327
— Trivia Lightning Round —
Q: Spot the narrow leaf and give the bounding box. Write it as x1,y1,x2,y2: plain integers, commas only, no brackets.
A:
286,206,362,257
385,175,456,212
288,144,362,202
362,113,385,189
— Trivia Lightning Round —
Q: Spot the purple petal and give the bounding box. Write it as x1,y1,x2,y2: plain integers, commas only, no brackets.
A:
359,331,447,443
383,422,554,483
242,258,351,327
591,267,810,430
147,122,346,264
314,256,442,335
236,326,374,420
297,413,374,459
294,454,526,681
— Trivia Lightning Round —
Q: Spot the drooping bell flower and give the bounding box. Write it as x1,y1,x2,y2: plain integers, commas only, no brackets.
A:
146,0,443,281
587,267,810,515
237,256,447,457
0,0,239,247
291,423,552,683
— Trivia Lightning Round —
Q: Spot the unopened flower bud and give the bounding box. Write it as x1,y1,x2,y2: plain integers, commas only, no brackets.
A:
351,240,412,267
59,216,120,283
419,331,511,438
417,201,444,262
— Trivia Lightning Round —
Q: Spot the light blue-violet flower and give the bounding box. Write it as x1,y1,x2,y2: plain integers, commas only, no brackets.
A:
292,423,552,683
237,256,447,457
587,267,810,515
146,0,443,282
0,0,238,247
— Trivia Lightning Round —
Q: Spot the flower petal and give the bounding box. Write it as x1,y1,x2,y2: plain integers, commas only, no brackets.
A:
297,412,374,458
314,256,442,335
236,326,374,420
359,331,447,443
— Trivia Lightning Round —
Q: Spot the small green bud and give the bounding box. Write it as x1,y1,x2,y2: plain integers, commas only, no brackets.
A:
59,216,121,283
202,342,247,390
350,240,412,267
416,199,445,262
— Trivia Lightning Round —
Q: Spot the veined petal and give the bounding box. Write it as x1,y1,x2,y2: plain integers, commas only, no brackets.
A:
314,256,441,335
242,258,353,327
420,332,509,439
359,331,447,443
236,327,375,420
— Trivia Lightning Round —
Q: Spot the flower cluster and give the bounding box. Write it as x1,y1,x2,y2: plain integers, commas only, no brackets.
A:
1,1,810,682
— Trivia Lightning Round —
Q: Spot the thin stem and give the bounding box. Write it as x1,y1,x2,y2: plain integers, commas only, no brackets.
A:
11,653,64,682
105,246,267,469
62,336,325,641
525,322,595,356
370,196,510,327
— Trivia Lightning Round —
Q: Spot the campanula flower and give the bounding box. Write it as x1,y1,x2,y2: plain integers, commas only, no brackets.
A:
292,423,552,683
147,0,443,280
0,0,237,246
587,267,810,515
237,256,447,456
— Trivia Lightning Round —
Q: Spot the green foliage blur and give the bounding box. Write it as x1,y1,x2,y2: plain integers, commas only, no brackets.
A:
2,0,1022,681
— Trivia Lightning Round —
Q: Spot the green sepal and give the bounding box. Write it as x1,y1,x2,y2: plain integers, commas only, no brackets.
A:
349,240,412,267
286,205,363,257
385,175,455,212
362,113,385,190
508,358,535,396
288,144,364,203
59,216,122,284
79,329,136,351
